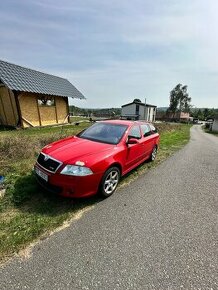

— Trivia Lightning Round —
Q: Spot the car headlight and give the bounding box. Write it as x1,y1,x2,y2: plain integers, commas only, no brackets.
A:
60,165,93,176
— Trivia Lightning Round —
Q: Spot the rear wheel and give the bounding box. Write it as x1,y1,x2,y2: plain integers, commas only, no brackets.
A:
150,145,157,161
99,167,120,197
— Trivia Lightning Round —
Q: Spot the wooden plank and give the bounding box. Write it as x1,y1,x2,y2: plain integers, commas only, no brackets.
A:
36,96,42,126
21,117,34,127
54,97,58,123
8,89,17,124
13,91,22,127
63,114,69,123
66,97,70,123
0,95,8,125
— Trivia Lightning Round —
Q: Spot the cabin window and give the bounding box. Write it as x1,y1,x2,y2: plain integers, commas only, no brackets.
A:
38,96,55,106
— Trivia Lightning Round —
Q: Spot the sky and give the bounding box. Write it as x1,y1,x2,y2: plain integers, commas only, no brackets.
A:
0,0,218,108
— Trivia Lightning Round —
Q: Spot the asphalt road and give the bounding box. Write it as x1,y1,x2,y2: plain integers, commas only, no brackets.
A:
1,125,218,290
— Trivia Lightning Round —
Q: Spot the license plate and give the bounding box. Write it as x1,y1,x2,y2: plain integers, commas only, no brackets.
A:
35,167,48,182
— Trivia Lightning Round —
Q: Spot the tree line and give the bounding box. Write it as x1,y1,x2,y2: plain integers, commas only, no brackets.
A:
69,105,121,117
191,108,218,120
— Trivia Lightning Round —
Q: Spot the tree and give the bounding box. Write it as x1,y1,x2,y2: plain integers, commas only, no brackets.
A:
203,108,209,119
197,109,203,120
168,84,192,117
133,98,142,103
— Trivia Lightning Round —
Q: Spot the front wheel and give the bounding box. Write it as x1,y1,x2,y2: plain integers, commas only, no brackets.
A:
99,167,120,197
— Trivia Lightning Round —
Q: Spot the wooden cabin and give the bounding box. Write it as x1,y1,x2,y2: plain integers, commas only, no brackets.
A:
0,60,85,128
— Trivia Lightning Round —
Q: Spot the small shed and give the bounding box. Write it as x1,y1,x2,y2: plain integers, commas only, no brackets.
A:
0,60,85,128
121,100,157,122
212,115,218,132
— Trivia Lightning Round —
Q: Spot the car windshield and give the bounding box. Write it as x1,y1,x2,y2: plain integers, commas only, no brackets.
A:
78,123,128,145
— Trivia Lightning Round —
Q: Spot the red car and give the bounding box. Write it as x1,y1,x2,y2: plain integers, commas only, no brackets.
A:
34,120,159,198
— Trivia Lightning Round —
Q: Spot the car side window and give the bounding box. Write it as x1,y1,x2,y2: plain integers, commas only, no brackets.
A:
141,124,151,137
128,125,141,139
150,124,158,133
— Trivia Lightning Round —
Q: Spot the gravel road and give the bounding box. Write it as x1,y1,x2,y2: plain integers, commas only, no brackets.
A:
0,125,218,290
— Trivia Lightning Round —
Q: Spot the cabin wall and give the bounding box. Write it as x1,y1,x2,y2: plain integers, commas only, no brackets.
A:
18,93,69,128
39,106,57,126
55,97,68,123
0,86,19,126
18,93,40,127
139,105,145,120
121,104,136,116
146,107,156,122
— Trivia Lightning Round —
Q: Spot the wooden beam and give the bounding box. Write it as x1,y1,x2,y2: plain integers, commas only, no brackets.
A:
8,89,17,125
66,97,70,123
54,97,58,124
21,117,34,127
13,91,22,127
63,114,69,123
35,96,42,126
0,95,8,125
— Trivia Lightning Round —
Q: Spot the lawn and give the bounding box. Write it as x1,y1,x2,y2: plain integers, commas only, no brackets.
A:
0,122,191,262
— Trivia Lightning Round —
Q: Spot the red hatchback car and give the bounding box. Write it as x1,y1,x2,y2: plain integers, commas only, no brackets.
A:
34,120,159,198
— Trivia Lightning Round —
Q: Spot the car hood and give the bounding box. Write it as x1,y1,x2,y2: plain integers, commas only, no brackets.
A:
42,136,115,164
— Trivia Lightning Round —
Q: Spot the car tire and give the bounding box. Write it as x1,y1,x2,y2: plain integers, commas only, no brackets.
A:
99,166,120,197
149,145,157,161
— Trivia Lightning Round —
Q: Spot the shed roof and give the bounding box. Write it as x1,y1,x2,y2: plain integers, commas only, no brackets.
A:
0,59,85,99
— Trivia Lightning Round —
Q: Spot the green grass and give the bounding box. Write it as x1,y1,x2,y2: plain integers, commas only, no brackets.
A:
0,123,191,262
0,122,90,137
69,116,90,123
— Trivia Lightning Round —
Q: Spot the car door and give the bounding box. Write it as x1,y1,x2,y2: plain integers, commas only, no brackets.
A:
140,124,155,158
124,124,144,172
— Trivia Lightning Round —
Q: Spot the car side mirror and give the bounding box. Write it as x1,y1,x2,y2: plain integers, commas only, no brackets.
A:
127,138,139,145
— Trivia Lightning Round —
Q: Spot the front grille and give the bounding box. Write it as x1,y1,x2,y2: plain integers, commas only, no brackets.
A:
37,153,61,173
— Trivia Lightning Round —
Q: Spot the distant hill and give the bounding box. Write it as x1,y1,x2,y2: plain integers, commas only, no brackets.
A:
157,107,168,112
69,105,121,117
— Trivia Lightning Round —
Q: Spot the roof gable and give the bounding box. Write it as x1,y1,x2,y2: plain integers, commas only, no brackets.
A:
0,59,85,99
122,101,156,108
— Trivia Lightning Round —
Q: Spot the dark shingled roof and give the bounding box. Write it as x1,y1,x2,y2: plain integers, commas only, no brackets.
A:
122,101,156,108
0,59,85,99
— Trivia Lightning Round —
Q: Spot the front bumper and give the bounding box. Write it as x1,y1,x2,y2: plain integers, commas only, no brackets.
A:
34,164,103,198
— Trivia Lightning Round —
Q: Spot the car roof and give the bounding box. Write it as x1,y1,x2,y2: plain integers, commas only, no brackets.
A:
99,119,151,126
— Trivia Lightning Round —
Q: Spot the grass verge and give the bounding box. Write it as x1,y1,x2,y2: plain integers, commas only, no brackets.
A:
203,127,218,136
0,123,191,262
